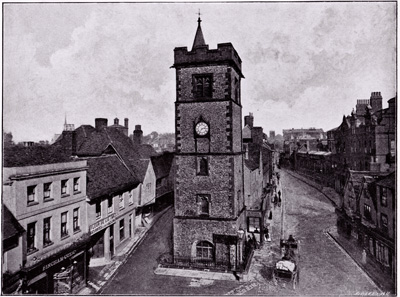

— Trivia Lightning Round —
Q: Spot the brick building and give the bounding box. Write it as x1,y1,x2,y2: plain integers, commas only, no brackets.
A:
172,17,247,270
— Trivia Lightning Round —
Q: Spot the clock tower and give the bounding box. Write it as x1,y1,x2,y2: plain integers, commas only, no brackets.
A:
172,16,246,270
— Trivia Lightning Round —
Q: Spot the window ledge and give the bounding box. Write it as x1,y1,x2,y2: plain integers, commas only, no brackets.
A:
61,194,70,198
27,201,39,207
61,234,70,241
44,198,54,202
43,241,54,248
73,228,81,234
27,248,38,256
74,191,81,195
96,216,102,221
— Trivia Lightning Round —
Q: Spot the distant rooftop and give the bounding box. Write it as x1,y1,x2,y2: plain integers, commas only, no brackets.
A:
3,145,74,167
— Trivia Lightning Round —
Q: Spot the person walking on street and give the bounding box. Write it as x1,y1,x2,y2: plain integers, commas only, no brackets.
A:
278,190,281,207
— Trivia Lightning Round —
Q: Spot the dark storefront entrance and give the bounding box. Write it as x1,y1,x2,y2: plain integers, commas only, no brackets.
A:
23,241,88,294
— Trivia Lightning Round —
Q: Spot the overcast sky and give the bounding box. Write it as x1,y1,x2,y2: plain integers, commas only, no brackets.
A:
3,2,396,142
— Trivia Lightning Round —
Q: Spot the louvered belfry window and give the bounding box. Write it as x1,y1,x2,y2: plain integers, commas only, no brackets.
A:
194,75,212,98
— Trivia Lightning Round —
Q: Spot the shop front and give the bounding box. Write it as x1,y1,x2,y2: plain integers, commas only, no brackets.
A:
22,241,89,294
89,213,116,261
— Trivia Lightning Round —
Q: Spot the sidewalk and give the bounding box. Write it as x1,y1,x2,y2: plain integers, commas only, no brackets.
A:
78,205,172,295
327,226,395,294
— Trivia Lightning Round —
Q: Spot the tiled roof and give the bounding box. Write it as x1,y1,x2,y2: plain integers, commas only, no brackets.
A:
85,155,139,200
151,152,174,179
376,172,395,189
2,205,24,240
129,159,150,182
3,146,74,167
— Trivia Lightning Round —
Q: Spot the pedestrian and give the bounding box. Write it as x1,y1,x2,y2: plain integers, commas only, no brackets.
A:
362,249,367,264
278,191,281,207
268,211,272,220
274,193,278,209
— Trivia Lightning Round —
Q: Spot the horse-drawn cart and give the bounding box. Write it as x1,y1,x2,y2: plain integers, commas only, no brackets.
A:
273,236,300,289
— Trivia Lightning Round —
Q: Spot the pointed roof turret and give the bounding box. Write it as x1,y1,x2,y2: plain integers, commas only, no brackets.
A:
192,15,206,51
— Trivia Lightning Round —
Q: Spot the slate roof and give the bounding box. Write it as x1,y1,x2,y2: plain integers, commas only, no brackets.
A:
3,146,74,167
192,18,206,50
2,205,24,240
85,155,139,200
151,152,174,179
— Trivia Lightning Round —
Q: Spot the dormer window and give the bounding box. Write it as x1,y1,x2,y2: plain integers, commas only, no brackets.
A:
193,74,212,98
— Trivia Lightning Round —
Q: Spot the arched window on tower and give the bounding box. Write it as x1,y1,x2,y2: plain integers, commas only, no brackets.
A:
196,241,214,260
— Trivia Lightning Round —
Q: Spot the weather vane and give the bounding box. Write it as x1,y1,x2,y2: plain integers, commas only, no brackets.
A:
196,9,202,22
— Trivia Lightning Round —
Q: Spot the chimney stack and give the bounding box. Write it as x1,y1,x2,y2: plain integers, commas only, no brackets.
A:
95,118,108,130
370,91,382,113
133,125,143,145
244,112,254,128
114,118,119,125
124,118,129,129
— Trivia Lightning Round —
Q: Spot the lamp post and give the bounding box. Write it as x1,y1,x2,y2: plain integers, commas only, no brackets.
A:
237,227,245,271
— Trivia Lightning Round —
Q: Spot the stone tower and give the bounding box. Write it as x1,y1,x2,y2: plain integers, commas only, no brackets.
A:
172,17,246,269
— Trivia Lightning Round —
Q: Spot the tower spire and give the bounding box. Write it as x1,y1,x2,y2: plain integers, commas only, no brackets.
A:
192,9,206,51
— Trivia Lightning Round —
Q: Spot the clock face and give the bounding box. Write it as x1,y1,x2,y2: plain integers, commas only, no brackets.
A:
195,122,209,136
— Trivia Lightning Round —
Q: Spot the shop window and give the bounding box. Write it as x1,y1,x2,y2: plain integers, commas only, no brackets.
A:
73,177,80,193
119,194,124,209
119,219,125,241
73,208,80,232
364,204,371,221
27,185,37,205
248,217,261,233
61,212,68,238
197,157,209,176
381,214,388,233
380,187,387,207
193,74,212,98
96,201,101,219
108,197,114,214
196,194,210,216
27,222,37,254
196,241,213,260
43,183,52,200
43,217,52,247
61,179,69,196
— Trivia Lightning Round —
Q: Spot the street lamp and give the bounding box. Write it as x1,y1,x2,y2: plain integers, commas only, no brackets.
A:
237,227,245,269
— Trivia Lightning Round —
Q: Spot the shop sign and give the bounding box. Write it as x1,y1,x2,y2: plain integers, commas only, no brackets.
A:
89,214,115,235
42,250,76,271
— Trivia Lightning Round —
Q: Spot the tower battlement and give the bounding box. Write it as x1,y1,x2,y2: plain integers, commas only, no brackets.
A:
173,43,243,77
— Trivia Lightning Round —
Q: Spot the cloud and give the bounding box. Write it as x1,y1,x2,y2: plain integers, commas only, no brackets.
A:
3,3,396,142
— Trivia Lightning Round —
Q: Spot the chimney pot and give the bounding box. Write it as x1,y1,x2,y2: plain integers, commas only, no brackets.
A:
124,118,129,128
114,118,119,125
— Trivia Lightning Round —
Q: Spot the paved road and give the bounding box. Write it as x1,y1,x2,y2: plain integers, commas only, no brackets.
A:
247,170,380,295
100,207,239,295
101,169,380,295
